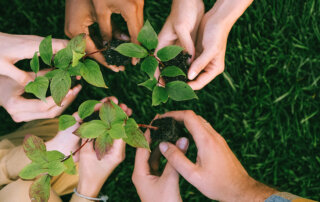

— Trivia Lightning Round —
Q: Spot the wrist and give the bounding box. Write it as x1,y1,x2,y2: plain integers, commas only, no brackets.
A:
77,179,104,198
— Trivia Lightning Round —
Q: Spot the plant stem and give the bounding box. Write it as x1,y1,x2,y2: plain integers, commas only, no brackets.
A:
138,124,158,130
61,139,90,162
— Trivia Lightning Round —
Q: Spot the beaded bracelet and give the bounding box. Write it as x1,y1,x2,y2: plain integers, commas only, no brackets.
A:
73,188,108,202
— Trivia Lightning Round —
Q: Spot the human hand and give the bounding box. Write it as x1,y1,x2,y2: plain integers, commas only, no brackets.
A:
0,33,68,87
158,110,277,202
0,70,81,122
132,128,189,202
65,0,144,71
188,0,254,90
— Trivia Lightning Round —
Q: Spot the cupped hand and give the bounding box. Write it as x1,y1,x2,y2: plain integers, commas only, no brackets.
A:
132,128,189,202
65,0,144,71
158,110,277,202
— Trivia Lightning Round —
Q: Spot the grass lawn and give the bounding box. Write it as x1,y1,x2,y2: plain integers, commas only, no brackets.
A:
0,0,319,201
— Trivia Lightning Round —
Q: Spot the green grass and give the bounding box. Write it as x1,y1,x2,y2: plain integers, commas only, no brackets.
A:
1,0,319,201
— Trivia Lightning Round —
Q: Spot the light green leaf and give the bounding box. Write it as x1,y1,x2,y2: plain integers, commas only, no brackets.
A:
152,86,168,106
30,52,39,74
19,162,46,180
138,78,157,91
68,62,82,76
81,60,107,88
160,66,186,77
29,174,51,202
46,150,65,161
72,50,85,67
137,20,158,50
45,69,61,80
115,43,148,58
23,135,47,163
54,47,72,69
39,35,53,65
141,56,158,78
59,115,76,131
76,120,108,138
109,123,126,139
25,76,49,102
157,45,183,62
166,81,198,101
99,101,127,126
63,155,77,175
78,100,100,120
47,160,66,176
123,118,149,149
94,132,113,160
68,33,86,53
50,69,71,106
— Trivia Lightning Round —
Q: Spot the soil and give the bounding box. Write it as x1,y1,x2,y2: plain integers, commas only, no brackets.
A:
161,52,191,83
88,23,131,66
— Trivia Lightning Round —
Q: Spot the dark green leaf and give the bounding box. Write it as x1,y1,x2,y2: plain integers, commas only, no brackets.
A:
115,43,148,58
30,52,39,74
39,35,53,65
95,132,113,160
76,120,108,138
109,123,126,139
141,56,158,78
138,78,157,91
19,162,46,180
157,45,183,62
68,62,83,76
137,20,158,50
152,86,168,106
59,115,76,131
54,47,72,69
23,135,47,163
29,174,51,202
50,69,71,106
68,33,86,53
25,76,49,102
63,155,77,175
81,60,107,88
72,50,85,67
78,100,100,120
45,69,61,80
47,160,66,176
123,118,149,149
166,81,198,101
160,66,186,77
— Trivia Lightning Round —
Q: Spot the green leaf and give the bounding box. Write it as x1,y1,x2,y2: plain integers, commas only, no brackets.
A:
157,45,183,62
59,115,77,131
141,56,158,78
63,155,77,175
50,69,71,106
76,120,108,138
68,62,82,76
166,81,198,101
78,100,100,120
68,33,86,53
23,135,47,163
111,100,128,123
94,132,113,160
72,50,85,67
54,47,72,69
137,20,158,50
19,162,46,180
99,101,127,126
25,76,49,102
30,52,39,74
29,174,51,202
81,60,107,88
152,86,168,106
123,118,149,149
160,66,186,77
115,43,148,58
39,35,53,66
138,78,157,91
47,160,66,176
46,150,65,161
45,69,61,80
109,123,126,139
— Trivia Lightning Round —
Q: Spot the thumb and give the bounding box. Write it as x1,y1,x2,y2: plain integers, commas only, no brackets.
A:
159,141,196,182
188,48,215,80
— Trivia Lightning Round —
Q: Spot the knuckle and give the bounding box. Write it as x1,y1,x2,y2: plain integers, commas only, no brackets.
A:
184,110,196,118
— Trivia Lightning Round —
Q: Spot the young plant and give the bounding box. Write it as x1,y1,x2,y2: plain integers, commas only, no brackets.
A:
25,34,107,106
115,20,198,106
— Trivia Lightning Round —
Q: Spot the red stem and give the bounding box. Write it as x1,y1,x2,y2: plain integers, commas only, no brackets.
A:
138,124,158,130
61,139,90,162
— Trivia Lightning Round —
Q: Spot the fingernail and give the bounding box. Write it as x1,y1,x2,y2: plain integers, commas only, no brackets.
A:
159,142,168,153
177,137,188,150
189,71,197,80
121,34,130,41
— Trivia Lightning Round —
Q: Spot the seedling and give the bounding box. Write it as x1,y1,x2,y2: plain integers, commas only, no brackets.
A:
115,20,198,106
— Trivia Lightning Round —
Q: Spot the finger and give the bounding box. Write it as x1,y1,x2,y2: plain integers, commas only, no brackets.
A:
174,27,195,61
113,30,130,41
81,140,95,153
159,141,197,183
156,22,176,52
0,62,33,86
107,96,119,105
119,103,128,112
126,108,132,117
51,38,69,54
133,130,151,176
109,139,126,161
188,49,217,80
93,6,113,41
13,96,57,114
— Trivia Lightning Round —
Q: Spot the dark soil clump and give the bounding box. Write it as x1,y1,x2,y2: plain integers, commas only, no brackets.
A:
161,53,191,83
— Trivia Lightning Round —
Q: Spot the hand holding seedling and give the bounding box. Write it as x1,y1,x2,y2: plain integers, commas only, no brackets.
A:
132,129,189,202
158,110,277,202
65,0,144,71
188,0,254,90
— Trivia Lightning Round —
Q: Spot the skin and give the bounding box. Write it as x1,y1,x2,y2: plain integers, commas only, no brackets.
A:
65,0,144,71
